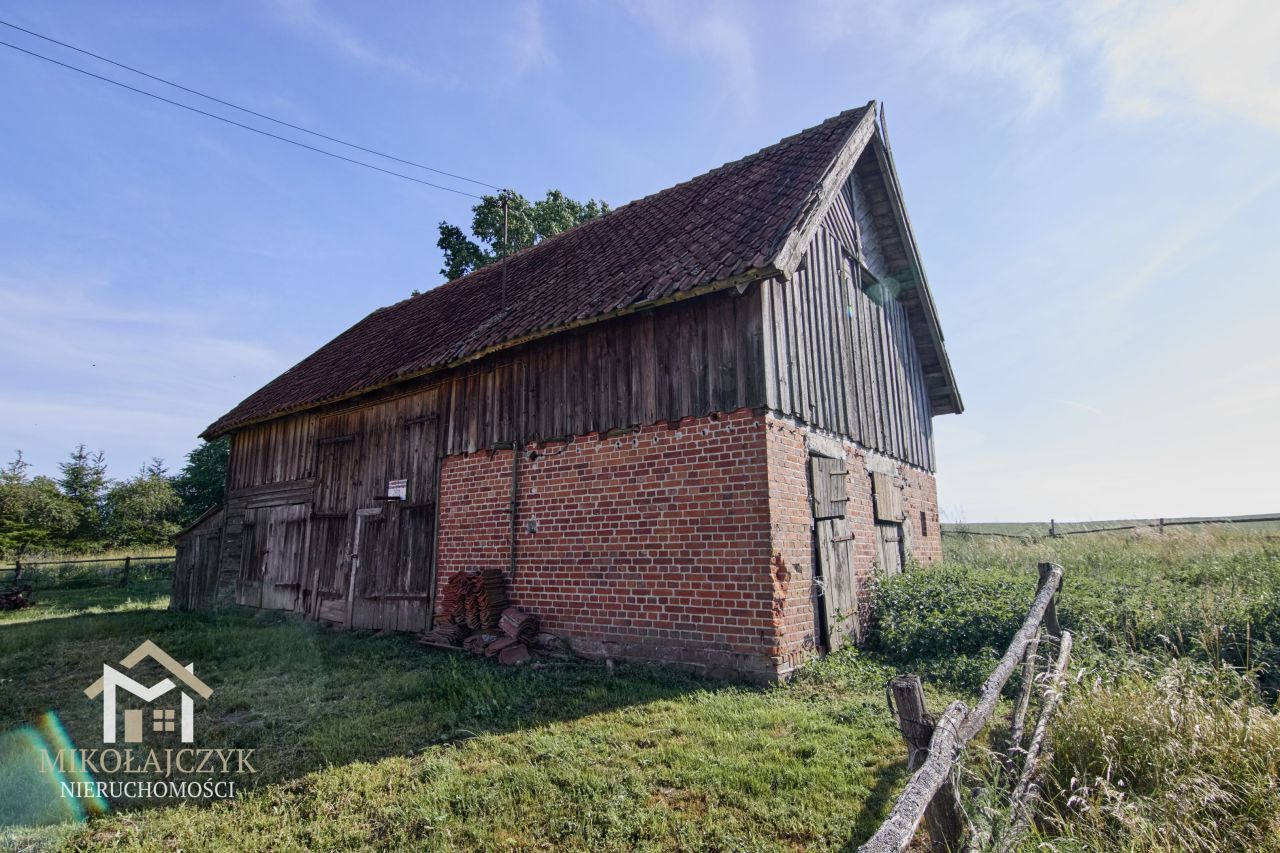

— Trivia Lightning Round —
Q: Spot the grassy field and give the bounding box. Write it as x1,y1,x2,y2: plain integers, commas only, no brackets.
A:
2,529,1277,851
0,582,933,851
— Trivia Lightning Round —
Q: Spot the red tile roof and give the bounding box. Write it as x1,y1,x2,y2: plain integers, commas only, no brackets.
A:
206,104,874,437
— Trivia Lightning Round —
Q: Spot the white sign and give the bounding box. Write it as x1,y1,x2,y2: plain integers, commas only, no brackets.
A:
387,479,407,500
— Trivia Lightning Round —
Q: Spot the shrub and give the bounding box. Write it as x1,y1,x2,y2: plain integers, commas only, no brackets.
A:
871,564,1033,661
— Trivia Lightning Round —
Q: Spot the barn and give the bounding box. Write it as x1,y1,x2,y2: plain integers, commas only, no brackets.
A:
172,101,962,681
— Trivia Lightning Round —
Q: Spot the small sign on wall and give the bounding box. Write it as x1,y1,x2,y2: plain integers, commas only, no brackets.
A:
387,478,407,500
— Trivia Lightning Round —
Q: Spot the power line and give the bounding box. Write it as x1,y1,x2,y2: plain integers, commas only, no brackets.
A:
0,37,487,199
0,18,504,192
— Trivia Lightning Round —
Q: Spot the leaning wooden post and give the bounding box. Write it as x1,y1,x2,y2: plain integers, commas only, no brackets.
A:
1037,562,1062,640
1004,627,1041,777
120,556,131,588
888,675,964,851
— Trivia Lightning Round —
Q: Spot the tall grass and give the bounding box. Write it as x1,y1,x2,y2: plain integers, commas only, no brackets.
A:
874,529,1280,851
1040,659,1280,851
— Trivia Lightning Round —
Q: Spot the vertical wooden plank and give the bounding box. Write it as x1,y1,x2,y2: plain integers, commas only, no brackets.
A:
758,279,779,412
774,280,794,417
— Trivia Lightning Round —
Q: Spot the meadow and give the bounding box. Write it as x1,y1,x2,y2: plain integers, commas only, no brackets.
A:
0,528,1276,851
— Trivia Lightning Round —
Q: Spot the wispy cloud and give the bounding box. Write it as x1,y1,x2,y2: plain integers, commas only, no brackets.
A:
270,0,453,88
1101,172,1279,305
0,276,287,453
803,0,1066,117
625,0,758,112
1074,0,1280,132
503,1,554,77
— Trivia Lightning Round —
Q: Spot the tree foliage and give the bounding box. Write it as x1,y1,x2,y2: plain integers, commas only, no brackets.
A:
0,453,78,556
436,189,610,280
103,461,181,547
57,444,109,544
173,437,229,525
0,440,230,558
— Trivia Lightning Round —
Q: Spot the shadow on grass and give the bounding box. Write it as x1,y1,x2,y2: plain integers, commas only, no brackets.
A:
1,600,726,808
3,600,912,851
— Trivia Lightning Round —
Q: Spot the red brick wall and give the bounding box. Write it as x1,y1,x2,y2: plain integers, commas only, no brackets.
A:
435,408,780,679
764,414,942,677
435,407,941,681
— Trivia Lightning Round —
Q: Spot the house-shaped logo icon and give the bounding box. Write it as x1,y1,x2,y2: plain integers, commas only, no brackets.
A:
84,640,212,744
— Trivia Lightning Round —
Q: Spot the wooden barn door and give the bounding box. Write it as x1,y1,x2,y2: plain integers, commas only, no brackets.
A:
236,503,308,609
306,413,360,624
810,454,862,652
346,398,440,632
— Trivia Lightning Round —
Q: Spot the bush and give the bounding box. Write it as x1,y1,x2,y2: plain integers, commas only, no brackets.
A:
871,564,1034,662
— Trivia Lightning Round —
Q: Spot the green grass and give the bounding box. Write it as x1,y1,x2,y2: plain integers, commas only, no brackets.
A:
4,529,1276,850
897,530,1280,851
0,591,937,851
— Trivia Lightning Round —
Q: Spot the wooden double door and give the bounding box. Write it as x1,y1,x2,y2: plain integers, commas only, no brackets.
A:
236,391,442,633
810,454,862,653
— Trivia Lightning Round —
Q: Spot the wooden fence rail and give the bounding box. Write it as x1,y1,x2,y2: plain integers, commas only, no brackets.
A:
1,554,176,589
860,562,1071,853
945,512,1280,540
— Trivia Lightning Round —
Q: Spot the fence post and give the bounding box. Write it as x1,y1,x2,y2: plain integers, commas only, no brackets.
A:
888,675,964,851
12,558,20,585
119,556,131,588
1158,517,1165,534
1037,562,1061,640
1048,519,1056,538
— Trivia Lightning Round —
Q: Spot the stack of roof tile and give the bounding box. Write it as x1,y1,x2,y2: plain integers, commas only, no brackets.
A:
498,607,538,643
418,569,538,666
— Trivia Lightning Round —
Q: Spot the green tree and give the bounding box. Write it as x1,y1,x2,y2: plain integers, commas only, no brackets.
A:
173,437,230,525
0,452,78,557
58,444,109,545
436,189,610,280
103,460,180,547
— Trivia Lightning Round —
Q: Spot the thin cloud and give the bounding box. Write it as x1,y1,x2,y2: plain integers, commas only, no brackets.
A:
1075,0,1280,132
503,1,554,77
270,0,453,88
802,0,1066,117
626,0,759,112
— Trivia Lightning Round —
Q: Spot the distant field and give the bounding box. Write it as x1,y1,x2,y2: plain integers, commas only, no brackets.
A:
944,514,1280,536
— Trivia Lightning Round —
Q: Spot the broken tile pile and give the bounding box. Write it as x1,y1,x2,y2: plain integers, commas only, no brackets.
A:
420,568,538,665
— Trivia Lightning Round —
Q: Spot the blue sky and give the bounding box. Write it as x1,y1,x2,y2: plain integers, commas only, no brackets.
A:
1,0,1276,521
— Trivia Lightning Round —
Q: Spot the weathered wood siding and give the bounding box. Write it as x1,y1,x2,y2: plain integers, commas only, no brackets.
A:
197,152,945,630
762,163,936,470
170,507,224,611
214,286,766,626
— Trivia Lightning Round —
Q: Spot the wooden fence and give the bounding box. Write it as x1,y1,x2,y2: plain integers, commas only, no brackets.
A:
945,511,1280,540
860,562,1072,852
2,554,176,589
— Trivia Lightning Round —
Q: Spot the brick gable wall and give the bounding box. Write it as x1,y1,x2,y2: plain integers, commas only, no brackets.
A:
764,415,941,677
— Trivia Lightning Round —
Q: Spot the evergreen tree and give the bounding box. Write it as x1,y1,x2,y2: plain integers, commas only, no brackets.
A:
58,445,109,544
103,462,180,546
0,451,77,556
173,437,229,525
